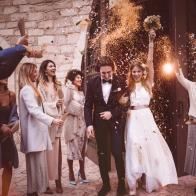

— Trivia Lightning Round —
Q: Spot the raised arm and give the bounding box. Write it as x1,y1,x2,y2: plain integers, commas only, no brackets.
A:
0,35,43,79
63,86,83,116
0,45,26,79
146,29,156,86
175,63,191,90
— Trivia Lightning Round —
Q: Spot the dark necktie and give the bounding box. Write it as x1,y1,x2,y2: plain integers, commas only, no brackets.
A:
102,79,112,84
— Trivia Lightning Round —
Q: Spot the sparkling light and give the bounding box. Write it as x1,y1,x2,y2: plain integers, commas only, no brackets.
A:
162,63,174,75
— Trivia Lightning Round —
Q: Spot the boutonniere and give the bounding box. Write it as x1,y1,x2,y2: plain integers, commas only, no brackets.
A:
112,87,121,93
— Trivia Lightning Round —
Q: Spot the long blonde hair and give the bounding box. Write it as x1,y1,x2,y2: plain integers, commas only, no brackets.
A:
127,62,152,95
18,63,42,105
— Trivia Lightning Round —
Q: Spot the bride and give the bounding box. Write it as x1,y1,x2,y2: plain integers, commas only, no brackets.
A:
125,30,178,195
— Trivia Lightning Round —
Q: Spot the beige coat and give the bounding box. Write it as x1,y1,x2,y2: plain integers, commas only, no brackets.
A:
38,84,63,143
19,85,53,154
62,82,86,143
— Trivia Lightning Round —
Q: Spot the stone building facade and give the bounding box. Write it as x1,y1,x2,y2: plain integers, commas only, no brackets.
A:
0,0,92,91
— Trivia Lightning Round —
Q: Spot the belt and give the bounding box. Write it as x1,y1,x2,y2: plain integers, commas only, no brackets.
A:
130,105,149,110
189,116,196,121
186,116,196,125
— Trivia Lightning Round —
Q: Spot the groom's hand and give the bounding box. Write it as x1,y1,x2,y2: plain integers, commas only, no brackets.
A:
100,111,112,120
86,125,95,138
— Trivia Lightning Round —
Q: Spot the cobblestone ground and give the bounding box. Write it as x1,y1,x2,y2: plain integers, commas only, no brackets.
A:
0,135,196,196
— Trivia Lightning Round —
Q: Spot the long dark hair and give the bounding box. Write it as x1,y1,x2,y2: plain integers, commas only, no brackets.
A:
65,69,83,90
38,60,61,90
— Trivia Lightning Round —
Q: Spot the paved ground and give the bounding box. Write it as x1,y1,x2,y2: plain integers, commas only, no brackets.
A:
0,135,196,196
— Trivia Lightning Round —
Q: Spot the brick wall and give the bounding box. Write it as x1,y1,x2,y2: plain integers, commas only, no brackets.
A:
0,0,92,91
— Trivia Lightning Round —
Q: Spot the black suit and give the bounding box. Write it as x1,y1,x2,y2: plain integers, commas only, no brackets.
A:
84,74,126,186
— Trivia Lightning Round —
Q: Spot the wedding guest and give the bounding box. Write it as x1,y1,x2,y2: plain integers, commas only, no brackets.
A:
63,69,89,186
0,78,19,196
18,62,63,196
176,62,196,193
38,60,63,193
0,35,43,79
125,30,178,195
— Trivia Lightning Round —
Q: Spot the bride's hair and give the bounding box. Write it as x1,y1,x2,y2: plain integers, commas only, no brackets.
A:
127,62,152,95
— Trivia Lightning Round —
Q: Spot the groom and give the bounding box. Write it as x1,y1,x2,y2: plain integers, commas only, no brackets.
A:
84,56,126,196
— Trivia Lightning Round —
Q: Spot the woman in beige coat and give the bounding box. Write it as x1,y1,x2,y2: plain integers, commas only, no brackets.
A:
63,69,88,185
18,63,63,196
38,60,64,193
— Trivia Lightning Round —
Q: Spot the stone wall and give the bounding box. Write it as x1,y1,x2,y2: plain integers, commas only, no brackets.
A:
0,0,92,91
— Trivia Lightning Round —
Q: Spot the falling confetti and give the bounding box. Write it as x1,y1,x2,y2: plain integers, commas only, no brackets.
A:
188,33,196,80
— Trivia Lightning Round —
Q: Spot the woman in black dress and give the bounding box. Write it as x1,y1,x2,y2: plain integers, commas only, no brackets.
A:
0,78,19,196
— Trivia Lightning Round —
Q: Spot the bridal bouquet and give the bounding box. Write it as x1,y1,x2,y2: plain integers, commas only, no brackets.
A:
143,15,162,32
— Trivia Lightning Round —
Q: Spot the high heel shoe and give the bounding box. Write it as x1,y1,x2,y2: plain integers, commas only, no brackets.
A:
55,180,63,193
69,180,77,186
69,172,77,186
78,171,90,184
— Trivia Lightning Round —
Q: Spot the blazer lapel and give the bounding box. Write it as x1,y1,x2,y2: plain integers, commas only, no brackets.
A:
96,76,106,104
107,77,118,105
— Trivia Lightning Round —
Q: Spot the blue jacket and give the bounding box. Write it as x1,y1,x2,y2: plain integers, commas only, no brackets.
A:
0,45,26,79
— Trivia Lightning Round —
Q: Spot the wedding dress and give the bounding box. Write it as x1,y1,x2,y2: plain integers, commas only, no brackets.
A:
125,82,178,193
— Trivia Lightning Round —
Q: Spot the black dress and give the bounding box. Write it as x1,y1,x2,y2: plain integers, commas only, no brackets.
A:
0,92,19,168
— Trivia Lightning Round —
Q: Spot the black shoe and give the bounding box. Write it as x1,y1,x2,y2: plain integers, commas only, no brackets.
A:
117,180,126,196
55,180,63,193
98,185,111,196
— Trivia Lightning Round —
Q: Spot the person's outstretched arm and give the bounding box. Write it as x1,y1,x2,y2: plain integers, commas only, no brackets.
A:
0,35,43,79
0,45,27,79
175,62,190,90
146,29,156,86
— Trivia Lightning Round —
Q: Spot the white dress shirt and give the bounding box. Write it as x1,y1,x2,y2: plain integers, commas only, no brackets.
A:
102,80,112,104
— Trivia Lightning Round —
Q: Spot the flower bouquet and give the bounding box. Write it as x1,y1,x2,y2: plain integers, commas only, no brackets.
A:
143,15,162,32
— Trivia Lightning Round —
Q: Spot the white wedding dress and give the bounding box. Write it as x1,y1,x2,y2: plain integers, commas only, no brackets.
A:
125,83,178,193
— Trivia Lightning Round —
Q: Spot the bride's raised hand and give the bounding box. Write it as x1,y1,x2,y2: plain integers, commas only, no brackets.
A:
149,29,156,42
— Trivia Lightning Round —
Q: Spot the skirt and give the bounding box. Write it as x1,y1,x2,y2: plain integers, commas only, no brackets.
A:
0,136,18,169
125,108,178,193
184,124,196,176
46,138,59,180
26,151,49,194
67,136,85,160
